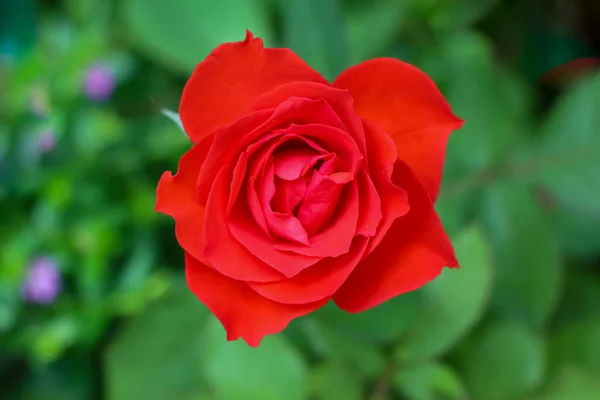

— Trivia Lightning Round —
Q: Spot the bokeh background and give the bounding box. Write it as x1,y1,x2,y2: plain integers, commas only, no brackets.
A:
1,0,600,399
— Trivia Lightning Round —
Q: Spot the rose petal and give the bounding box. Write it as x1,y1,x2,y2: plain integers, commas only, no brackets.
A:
333,58,463,201
273,147,320,180
249,236,369,304
261,161,310,245
270,123,363,178
252,81,368,158
271,176,309,214
185,252,327,347
155,136,213,263
180,30,327,143
197,97,344,205
333,160,458,313
355,168,382,237
296,170,345,235
362,120,410,253
228,204,322,277
202,167,285,282
274,181,359,258
248,134,327,242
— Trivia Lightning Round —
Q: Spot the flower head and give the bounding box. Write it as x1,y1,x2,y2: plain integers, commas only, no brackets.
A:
83,63,115,102
156,31,463,346
22,257,62,305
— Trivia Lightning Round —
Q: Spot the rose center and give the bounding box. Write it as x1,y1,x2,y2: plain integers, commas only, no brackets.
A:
269,143,343,237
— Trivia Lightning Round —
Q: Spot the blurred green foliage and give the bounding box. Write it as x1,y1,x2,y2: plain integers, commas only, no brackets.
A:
1,0,600,399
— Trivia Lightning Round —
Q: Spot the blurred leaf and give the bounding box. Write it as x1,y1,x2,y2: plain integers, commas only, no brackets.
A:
393,361,468,400
552,271,600,328
70,108,122,157
315,291,420,344
435,189,478,238
302,317,386,379
104,288,209,400
346,0,407,64
521,26,592,84
0,0,36,60
481,181,562,329
309,361,363,400
122,0,272,73
458,319,545,400
550,197,600,255
16,355,92,400
534,72,600,219
395,225,493,362
0,288,17,333
438,32,531,173
200,316,309,400
282,0,349,80
31,317,80,364
550,316,600,372
117,234,156,292
427,0,501,31
161,109,185,134
530,365,600,400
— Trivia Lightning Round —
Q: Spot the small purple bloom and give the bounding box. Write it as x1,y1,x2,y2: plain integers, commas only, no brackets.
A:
83,63,116,102
22,257,62,305
38,130,56,153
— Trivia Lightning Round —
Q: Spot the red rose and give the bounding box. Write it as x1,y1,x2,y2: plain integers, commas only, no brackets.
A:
156,31,463,346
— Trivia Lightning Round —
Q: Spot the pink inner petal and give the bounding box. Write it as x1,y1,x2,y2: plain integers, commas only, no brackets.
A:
296,170,351,235
260,161,310,245
273,147,319,180
271,176,309,214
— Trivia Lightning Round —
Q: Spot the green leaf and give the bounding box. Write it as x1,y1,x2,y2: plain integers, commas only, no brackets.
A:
534,72,600,217
309,361,363,400
440,32,531,172
530,366,600,400
552,272,600,328
314,291,420,344
122,0,272,73
458,319,545,400
395,225,493,362
480,181,562,329
346,0,407,64
16,355,93,400
393,361,468,400
281,0,349,80
200,316,309,400
551,204,600,256
160,109,185,135
550,316,600,372
104,288,209,400
302,317,386,379
427,0,501,31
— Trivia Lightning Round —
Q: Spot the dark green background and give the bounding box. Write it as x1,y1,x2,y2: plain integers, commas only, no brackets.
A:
1,0,600,399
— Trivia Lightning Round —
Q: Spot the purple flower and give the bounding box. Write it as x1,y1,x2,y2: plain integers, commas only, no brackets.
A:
22,257,62,305
83,63,116,102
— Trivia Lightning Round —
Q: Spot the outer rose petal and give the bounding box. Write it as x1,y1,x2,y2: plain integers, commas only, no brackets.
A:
180,30,328,143
197,97,345,205
249,236,368,305
252,81,367,157
362,120,409,254
185,253,327,347
204,168,310,282
155,136,213,263
333,58,463,201
355,169,382,237
333,160,458,313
